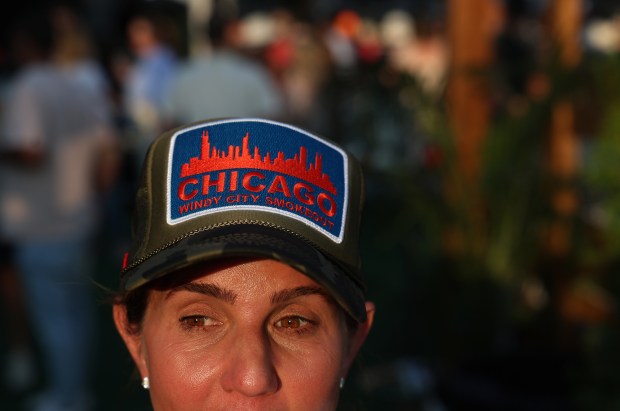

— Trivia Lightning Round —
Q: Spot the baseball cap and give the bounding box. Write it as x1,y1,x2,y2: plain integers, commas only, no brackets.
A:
120,118,368,322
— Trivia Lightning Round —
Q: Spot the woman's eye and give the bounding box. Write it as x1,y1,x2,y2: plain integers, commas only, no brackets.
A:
275,316,310,330
180,315,220,329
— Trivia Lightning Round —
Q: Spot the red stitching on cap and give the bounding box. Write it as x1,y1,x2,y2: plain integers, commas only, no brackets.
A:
122,252,129,270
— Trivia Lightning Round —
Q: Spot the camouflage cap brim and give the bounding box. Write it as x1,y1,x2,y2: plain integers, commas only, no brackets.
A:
121,223,367,322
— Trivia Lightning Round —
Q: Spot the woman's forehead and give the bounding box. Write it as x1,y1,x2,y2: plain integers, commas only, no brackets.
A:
152,258,325,300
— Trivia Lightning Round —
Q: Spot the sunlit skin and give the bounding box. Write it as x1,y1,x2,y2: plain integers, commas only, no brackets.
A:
114,258,374,411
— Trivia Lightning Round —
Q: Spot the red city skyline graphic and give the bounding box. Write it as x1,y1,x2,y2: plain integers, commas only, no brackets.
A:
180,131,338,195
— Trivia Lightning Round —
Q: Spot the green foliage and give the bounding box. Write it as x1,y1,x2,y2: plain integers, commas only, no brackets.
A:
355,49,620,409
582,56,620,263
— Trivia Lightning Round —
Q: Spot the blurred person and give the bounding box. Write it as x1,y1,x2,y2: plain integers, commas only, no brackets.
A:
0,7,119,411
0,241,36,392
49,2,118,163
278,21,336,135
0,33,37,395
53,4,117,97
262,9,332,129
263,9,297,84
380,10,448,96
402,26,448,96
163,7,284,127
323,9,361,73
51,1,129,265
121,7,179,171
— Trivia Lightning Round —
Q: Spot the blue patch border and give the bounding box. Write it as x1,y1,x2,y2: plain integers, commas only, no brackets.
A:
166,118,349,244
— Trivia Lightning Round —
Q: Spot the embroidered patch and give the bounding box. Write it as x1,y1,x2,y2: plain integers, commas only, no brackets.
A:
167,119,348,243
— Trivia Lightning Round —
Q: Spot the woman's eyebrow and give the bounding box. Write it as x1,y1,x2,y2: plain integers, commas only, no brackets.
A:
270,286,327,305
166,282,237,304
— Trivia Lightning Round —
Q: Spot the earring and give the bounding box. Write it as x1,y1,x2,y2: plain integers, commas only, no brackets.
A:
339,377,345,389
142,376,150,390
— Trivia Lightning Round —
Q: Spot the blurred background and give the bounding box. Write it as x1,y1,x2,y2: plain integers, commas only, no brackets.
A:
1,0,620,410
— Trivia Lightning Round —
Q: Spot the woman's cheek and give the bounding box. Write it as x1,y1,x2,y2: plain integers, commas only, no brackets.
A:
276,352,342,411
271,334,344,392
147,342,225,408
144,324,227,401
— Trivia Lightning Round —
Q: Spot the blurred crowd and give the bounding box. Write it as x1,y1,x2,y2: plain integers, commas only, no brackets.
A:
0,1,450,410
3,0,620,410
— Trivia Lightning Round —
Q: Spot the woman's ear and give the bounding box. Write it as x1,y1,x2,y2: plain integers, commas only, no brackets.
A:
343,301,375,373
113,303,148,378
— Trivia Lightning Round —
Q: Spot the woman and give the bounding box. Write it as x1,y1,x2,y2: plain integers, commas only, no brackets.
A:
113,118,374,410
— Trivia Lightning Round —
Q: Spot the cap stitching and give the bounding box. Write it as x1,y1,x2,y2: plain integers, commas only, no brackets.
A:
121,220,303,274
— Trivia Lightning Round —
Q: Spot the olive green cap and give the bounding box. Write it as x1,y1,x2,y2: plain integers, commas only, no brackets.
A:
120,118,367,322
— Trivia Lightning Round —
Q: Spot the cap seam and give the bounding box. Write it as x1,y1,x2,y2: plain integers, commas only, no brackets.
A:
122,220,307,275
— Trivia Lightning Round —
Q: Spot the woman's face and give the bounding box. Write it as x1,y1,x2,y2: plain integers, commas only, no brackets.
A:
115,258,374,411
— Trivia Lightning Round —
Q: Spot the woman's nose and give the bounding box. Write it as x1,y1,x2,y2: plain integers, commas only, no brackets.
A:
220,329,280,397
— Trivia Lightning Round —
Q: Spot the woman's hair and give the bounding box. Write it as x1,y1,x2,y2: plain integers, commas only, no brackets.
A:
115,285,150,335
